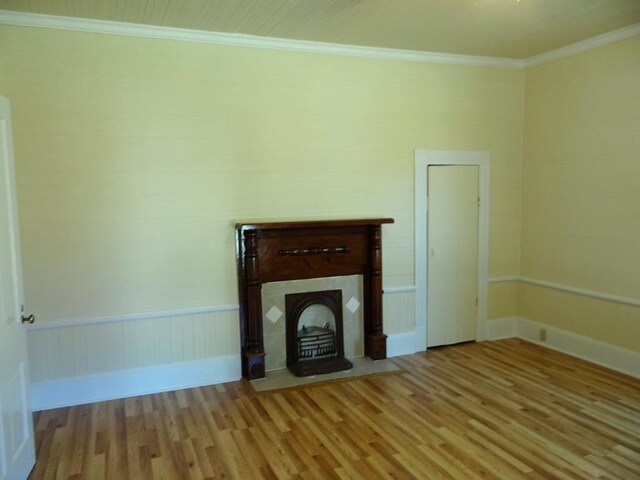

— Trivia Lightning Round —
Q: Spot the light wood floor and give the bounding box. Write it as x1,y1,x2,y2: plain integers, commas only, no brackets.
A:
29,339,640,479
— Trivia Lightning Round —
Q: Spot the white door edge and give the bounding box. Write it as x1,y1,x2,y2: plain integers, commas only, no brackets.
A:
0,95,36,480
414,150,490,350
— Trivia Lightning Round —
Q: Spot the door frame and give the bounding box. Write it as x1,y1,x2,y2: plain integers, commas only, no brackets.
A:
414,150,490,351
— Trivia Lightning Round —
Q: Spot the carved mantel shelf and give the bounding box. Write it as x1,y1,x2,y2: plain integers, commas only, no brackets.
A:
235,218,394,380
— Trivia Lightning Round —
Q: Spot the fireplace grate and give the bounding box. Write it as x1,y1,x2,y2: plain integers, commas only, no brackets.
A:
298,325,337,359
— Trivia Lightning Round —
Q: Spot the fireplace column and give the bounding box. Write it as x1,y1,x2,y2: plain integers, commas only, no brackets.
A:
243,230,265,379
365,225,387,359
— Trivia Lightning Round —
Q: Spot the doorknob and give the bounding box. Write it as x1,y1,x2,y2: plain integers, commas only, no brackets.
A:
21,314,35,324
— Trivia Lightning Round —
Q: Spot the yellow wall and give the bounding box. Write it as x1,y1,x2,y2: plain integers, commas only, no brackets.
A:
2,23,638,382
488,281,519,320
0,25,524,379
3,21,638,383
1,26,523,320
521,36,640,351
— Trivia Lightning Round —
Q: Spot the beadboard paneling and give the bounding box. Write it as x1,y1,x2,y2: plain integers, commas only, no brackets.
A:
383,290,415,335
27,290,415,383
27,309,240,382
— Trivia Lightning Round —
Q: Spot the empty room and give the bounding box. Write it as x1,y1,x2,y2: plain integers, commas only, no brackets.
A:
0,1,639,479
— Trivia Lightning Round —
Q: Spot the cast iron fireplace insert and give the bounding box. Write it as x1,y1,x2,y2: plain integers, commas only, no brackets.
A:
285,289,353,377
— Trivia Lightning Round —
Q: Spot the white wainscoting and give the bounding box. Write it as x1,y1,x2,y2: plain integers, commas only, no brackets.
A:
31,332,419,411
27,307,243,410
30,282,637,410
485,316,519,340
382,288,416,336
28,288,418,410
487,317,640,379
387,331,420,357
27,309,242,382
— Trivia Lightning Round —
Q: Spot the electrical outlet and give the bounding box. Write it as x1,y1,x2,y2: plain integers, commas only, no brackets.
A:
539,328,547,342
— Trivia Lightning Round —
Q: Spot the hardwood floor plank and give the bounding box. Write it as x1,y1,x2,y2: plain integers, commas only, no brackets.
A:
365,452,420,480
28,339,640,479
585,452,639,479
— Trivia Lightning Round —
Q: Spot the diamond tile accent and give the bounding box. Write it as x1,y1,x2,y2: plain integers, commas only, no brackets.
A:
265,306,283,324
346,296,360,314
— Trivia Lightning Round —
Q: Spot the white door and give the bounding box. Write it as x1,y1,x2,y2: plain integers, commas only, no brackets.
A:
427,165,479,347
0,97,36,480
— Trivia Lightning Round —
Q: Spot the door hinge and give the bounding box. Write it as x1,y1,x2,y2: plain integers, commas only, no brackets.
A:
475,295,479,307
477,197,480,207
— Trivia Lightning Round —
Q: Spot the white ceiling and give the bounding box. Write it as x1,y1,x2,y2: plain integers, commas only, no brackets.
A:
1,0,639,59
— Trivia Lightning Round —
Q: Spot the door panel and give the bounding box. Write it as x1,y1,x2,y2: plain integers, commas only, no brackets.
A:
427,165,478,347
0,96,35,480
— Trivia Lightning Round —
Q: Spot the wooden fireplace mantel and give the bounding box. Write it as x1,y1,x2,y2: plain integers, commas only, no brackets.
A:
235,218,394,379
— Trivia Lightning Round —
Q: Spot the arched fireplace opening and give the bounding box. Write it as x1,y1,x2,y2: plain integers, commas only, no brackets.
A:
285,289,353,376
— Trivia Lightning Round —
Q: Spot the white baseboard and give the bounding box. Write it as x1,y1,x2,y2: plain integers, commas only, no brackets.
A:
487,317,640,378
30,354,242,411
486,317,520,340
387,331,420,357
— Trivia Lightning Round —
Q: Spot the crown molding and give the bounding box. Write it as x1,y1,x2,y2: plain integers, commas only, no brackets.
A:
0,10,524,69
0,10,638,69
524,22,640,67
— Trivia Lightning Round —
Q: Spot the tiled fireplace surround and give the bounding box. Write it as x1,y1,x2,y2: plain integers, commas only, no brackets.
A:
262,275,363,372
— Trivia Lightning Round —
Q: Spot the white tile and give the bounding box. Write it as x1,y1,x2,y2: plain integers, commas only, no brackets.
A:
265,306,283,324
346,296,361,314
